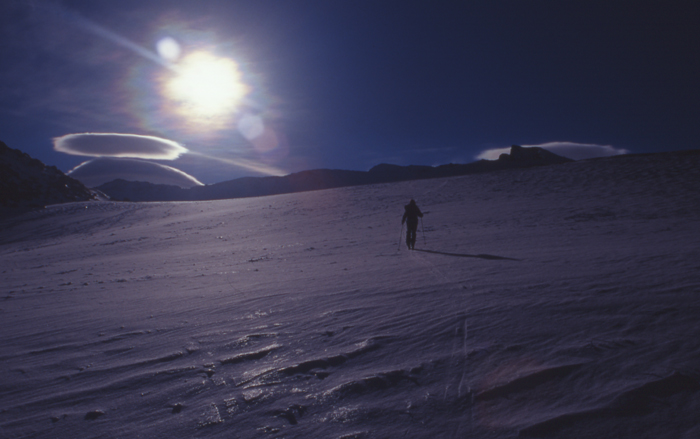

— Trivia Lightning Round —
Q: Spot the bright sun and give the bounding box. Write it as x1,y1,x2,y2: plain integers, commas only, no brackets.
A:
165,52,248,119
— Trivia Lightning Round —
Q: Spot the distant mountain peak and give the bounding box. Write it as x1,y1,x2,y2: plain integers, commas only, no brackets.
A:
498,144,574,164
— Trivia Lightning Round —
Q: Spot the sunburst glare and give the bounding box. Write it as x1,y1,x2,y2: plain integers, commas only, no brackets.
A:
164,51,249,122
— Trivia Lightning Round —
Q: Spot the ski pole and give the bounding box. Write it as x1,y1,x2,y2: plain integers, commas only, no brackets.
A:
421,217,426,246
398,222,404,251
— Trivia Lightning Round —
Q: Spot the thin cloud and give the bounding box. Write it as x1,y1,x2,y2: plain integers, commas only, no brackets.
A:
476,142,629,161
474,147,512,161
186,151,287,177
67,157,203,188
54,133,187,160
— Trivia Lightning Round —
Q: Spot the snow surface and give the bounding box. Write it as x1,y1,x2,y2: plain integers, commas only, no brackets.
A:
2,151,700,438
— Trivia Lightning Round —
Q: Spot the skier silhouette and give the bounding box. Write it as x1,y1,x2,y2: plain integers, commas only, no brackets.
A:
402,199,423,250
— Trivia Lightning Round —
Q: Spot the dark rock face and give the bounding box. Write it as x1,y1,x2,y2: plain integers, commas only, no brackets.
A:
95,179,188,202
500,144,574,164
0,141,94,212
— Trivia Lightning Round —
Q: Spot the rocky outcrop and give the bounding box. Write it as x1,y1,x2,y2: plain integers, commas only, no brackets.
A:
0,141,95,213
498,144,574,165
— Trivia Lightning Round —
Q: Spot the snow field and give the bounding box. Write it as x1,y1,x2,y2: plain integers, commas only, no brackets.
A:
2,151,700,438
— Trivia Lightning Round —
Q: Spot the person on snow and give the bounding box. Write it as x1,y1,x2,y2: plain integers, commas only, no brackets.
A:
402,199,423,250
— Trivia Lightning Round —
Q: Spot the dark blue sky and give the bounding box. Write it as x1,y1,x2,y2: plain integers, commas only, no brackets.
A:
1,1,699,184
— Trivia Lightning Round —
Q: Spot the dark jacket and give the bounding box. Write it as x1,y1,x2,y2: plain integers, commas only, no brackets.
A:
402,202,423,228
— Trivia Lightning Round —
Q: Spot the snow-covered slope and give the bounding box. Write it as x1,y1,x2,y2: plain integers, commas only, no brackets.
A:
0,141,95,214
1,150,699,438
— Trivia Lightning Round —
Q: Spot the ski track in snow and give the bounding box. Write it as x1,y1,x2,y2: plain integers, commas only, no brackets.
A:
2,152,700,438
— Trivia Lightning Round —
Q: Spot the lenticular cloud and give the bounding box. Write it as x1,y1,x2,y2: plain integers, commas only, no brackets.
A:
523,142,629,160
476,142,629,161
54,133,187,160
67,157,203,188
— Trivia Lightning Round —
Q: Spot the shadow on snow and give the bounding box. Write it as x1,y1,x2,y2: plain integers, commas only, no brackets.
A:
412,248,520,261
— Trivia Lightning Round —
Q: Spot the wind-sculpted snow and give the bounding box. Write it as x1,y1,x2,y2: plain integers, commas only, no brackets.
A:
518,372,700,437
1,150,700,438
474,362,587,401
220,344,281,365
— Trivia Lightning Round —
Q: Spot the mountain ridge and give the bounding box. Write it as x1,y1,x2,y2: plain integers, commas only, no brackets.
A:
0,140,95,214
95,145,574,202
